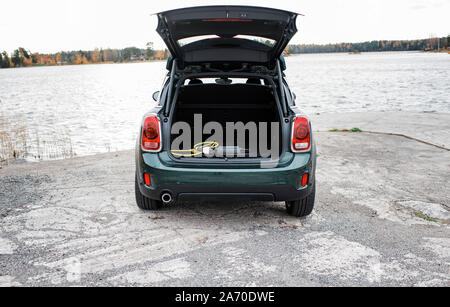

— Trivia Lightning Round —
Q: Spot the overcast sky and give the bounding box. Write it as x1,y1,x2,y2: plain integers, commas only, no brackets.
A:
1,0,449,53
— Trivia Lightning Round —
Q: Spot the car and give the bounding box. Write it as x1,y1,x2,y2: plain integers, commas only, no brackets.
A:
135,5,317,217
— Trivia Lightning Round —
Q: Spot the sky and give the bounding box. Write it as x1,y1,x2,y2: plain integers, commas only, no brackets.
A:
1,0,449,53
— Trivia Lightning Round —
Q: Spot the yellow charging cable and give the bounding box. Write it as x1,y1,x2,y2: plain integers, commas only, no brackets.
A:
171,142,219,158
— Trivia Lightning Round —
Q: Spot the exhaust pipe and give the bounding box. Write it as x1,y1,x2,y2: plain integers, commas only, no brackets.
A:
161,193,174,205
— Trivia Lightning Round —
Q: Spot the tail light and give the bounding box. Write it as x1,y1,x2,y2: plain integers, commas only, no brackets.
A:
142,115,161,152
301,174,309,187
291,116,311,152
144,173,151,186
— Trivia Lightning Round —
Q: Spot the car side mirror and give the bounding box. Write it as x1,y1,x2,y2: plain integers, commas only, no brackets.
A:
293,92,297,100
152,91,160,102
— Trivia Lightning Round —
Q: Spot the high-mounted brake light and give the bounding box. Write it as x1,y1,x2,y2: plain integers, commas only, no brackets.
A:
202,19,253,22
291,116,311,152
142,115,161,152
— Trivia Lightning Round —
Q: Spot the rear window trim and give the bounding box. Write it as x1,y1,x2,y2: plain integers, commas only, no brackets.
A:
178,35,277,48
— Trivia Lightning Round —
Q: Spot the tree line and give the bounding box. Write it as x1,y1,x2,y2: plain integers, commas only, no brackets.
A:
0,43,170,68
287,36,449,54
2,36,448,68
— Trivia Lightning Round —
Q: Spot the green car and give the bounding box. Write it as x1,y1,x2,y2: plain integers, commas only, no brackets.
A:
135,6,317,217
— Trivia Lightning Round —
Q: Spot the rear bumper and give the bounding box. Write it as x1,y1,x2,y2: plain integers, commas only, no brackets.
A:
137,152,315,202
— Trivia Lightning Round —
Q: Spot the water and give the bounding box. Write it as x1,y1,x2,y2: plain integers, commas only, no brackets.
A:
286,52,449,114
0,51,449,161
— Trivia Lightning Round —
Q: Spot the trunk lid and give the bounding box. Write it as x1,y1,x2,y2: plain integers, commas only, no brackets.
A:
157,6,299,69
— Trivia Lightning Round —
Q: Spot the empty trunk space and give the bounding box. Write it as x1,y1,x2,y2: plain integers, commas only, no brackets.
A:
170,84,282,159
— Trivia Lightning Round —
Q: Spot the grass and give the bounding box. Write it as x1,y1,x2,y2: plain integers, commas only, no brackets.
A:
413,211,438,223
0,116,28,165
328,128,363,133
0,113,74,166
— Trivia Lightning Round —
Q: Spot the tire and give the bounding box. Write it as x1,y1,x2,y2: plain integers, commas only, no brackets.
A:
135,173,162,210
286,185,316,217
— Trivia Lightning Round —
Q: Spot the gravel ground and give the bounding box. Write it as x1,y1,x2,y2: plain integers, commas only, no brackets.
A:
0,115,449,286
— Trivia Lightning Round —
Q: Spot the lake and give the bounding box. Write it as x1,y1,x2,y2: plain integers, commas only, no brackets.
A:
0,51,449,162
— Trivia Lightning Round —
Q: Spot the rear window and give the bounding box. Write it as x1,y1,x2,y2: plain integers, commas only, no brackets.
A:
183,78,266,86
233,35,276,47
178,35,276,47
178,35,220,46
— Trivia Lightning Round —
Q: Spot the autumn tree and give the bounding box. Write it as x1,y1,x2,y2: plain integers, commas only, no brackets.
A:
19,48,30,59
22,55,33,67
20,48,32,66
55,52,62,65
90,49,100,63
32,53,41,64
154,50,164,60
145,42,156,59
75,53,83,65
40,54,55,65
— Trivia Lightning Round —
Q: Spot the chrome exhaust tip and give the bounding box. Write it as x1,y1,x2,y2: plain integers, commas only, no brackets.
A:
161,193,173,205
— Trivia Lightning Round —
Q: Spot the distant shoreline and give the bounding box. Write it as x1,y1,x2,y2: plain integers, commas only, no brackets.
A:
2,36,448,69
287,49,449,56
1,49,448,70
0,59,167,69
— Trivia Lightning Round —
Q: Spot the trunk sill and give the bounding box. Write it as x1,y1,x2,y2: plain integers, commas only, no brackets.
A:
162,151,293,168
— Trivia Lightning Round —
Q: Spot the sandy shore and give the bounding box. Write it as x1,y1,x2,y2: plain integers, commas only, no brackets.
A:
0,111,449,286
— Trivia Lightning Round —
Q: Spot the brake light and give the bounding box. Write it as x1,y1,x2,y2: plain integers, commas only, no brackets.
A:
301,174,309,187
144,173,151,186
292,116,311,152
142,115,161,152
202,19,253,22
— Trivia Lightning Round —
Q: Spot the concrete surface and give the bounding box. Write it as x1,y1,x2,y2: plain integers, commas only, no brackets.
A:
311,111,450,149
0,112,449,287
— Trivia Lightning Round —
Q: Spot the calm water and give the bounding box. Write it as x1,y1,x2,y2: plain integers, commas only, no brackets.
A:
0,51,449,161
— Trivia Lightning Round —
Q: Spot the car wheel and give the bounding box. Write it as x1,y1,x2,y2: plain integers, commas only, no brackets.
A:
135,173,162,210
286,185,316,217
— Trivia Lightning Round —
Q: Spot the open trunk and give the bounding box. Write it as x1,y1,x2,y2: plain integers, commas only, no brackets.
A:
170,83,282,159
157,6,299,69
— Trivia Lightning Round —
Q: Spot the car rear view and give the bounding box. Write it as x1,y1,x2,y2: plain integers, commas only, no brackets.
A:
135,6,317,217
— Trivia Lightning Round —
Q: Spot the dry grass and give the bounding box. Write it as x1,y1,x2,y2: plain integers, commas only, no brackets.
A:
0,114,74,166
0,116,27,166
